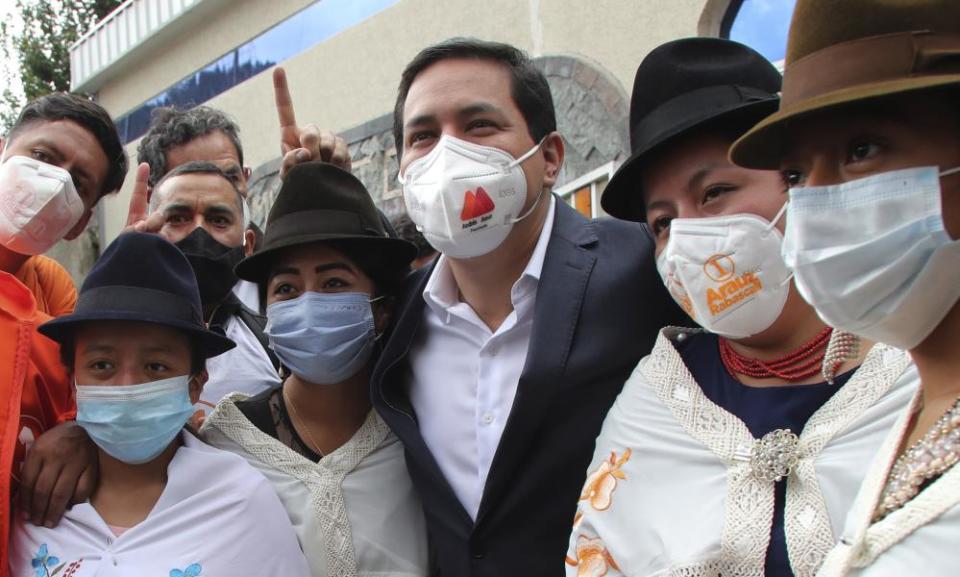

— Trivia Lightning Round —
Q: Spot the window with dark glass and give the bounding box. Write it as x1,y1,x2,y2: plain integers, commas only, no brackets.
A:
115,0,399,144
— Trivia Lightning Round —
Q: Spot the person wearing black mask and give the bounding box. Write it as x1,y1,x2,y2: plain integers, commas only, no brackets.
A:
148,161,282,417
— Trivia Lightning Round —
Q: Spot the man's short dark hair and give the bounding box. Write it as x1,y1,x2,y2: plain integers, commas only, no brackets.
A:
138,106,244,187
7,92,128,198
391,213,436,259
393,37,556,157
150,161,246,225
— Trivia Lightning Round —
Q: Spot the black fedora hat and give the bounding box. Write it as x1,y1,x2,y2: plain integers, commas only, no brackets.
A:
39,232,235,359
235,162,417,283
600,37,782,222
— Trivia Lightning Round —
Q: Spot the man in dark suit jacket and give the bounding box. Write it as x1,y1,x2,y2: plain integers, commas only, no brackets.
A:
373,38,686,576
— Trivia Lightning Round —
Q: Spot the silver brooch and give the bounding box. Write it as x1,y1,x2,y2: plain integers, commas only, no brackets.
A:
750,429,801,482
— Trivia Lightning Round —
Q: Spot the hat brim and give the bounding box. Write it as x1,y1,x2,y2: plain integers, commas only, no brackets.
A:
39,312,236,360
235,234,418,285
601,97,780,222
731,74,960,169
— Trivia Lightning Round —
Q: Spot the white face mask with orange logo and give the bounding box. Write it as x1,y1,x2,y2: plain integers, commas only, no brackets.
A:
656,205,791,339
400,134,543,259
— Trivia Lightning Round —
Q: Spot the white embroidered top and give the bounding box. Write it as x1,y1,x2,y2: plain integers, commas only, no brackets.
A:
9,432,311,577
817,381,960,577
565,329,917,577
201,393,429,577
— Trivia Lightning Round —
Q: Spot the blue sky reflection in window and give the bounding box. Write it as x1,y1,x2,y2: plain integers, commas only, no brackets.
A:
723,0,796,63
116,0,399,144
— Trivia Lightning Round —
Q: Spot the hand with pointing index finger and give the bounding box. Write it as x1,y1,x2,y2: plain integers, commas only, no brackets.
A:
274,66,351,178
123,163,164,234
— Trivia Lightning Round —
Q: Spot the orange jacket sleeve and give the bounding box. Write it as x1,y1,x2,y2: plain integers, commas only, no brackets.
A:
14,256,78,318
0,273,73,572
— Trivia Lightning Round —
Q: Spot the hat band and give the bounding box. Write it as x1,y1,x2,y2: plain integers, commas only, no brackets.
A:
631,85,776,151
783,31,960,108
76,286,203,326
264,209,386,246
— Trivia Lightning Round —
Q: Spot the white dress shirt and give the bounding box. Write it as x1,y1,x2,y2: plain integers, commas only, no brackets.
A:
199,280,282,414
409,197,556,519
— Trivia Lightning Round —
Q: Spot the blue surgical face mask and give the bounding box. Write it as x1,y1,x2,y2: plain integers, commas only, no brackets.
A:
265,291,378,385
76,375,195,465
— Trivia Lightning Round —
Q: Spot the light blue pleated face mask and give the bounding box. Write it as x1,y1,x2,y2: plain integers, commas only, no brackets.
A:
782,165,960,350
265,291,378,385
76,375,195,465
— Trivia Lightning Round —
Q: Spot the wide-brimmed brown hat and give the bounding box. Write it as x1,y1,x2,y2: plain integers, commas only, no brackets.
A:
731,0,960,169
235,162,416,284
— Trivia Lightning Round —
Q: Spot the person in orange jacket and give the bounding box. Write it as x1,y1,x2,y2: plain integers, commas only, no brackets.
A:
0,92,128,572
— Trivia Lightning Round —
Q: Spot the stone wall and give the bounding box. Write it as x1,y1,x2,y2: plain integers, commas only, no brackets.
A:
246,54,629,228
53,54,630,280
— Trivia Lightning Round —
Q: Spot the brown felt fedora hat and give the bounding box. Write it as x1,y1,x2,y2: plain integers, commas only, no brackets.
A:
731,0,960,169
235,162,416,283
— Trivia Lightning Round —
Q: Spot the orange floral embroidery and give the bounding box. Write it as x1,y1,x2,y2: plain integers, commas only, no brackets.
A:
565,535,620,576
579,448,631,511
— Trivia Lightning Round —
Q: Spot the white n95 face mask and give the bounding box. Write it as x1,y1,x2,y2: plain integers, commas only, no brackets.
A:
0,155,83,255
782,165,960,350
657,206,792,339
399,134,543,259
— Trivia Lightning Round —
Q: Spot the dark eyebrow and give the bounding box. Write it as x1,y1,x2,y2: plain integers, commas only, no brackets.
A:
143,344,179,355
161,202,193,215
458,102,504,119
268,266,299,283
644,199,673,218
34,137,95,189
315,262,355,274
404,102,505,133
687,164,723,193
203,204,239,219
80,343,114,354
404,112,436,133
267,262,356,283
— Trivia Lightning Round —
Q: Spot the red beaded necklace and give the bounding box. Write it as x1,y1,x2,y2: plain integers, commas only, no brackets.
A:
719,327,833,382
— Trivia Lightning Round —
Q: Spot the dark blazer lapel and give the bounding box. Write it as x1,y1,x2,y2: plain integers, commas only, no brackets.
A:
372,261,474,528
475,199,598,525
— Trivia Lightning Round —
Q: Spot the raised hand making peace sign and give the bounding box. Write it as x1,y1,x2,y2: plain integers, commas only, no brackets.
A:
274,67,351,178
123,162,165,234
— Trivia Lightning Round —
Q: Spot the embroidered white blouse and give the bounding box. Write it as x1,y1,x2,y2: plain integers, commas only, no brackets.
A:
565,329,917,577
201,393,429,577
817,383,960,577
9,432,311,577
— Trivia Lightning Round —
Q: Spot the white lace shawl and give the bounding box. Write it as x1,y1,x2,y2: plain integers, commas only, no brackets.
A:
817,376,960,577
565,328,916,577
201,393,429,577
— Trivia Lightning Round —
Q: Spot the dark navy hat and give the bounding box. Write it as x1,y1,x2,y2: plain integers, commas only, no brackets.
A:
39,232,235,359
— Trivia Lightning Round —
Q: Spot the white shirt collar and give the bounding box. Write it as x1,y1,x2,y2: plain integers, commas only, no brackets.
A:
423,195,556,319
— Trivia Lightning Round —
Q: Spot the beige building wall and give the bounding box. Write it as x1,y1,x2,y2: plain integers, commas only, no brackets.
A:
100,0,716,243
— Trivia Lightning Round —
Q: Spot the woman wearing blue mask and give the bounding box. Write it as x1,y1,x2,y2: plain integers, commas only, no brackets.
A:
731,1,960,575
201,162,429,577
10,232,310,576
565,38,918,577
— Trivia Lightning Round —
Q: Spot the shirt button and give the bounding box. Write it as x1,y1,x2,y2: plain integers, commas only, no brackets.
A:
482,413,494,425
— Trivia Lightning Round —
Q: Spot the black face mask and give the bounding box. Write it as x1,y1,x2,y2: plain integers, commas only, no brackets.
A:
174,227,245,307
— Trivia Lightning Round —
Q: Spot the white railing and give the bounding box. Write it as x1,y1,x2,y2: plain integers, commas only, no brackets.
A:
69,0,201,92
